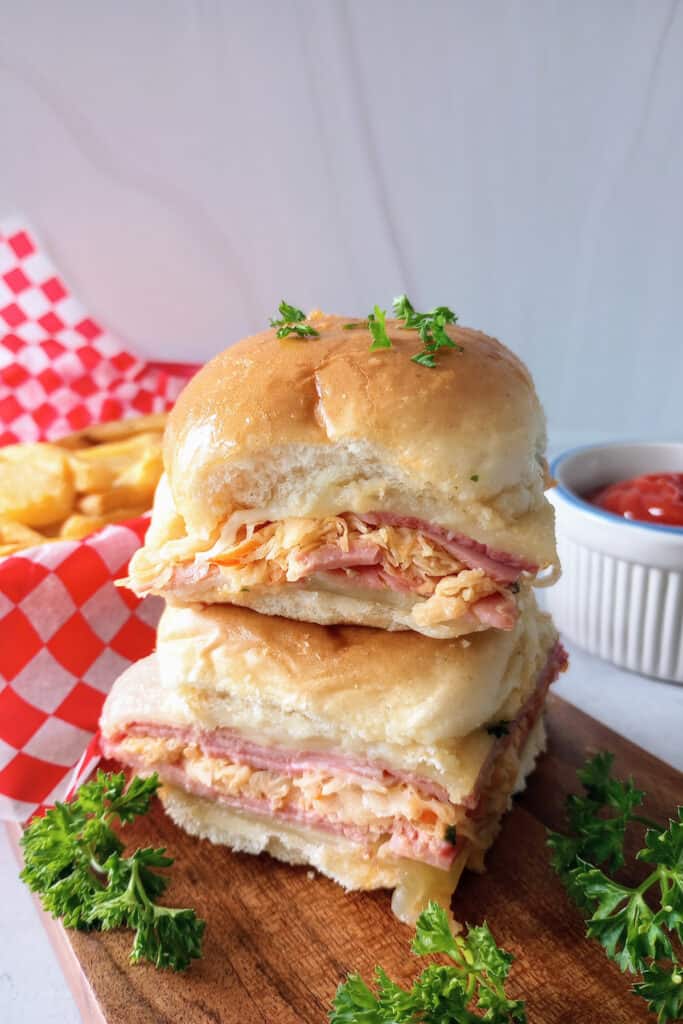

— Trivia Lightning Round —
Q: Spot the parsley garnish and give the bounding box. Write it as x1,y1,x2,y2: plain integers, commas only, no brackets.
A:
470,474,480,482
368,305,391,350
548,752,683,1022
444,824,458,846
330,901,526,1023
20,771,205,971
487,721,511,738
393,294,462,367
269,301,319,339
412,349,438,368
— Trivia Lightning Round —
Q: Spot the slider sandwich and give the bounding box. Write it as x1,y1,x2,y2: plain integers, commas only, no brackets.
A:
101,596,567,923
124,312,559,639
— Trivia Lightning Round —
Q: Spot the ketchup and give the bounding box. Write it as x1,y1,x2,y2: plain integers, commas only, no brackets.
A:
590,473,683,527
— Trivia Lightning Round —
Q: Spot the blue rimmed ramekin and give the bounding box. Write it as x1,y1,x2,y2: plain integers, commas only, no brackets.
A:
544,442,683,684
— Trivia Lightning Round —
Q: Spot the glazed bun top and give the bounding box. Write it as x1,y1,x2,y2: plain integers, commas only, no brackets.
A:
162,310,554,564
149,596,557,746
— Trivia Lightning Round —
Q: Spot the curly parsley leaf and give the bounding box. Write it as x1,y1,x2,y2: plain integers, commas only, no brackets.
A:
20,771,204,971
549,752,646,874
548,752,683,1021
76,771,159,825
444,824,458,846
411,349,438,368
367,306,391,351
392,294,462,367
635,963,683,1024
330,901,526,1023
569,861,672,972
269,300,319,339
410,901,461,961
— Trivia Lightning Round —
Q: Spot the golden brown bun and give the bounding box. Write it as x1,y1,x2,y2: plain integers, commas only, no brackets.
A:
168,586,494,641
155,594,556,740
163,311,555,565
101,594,557,799
100,652,488,803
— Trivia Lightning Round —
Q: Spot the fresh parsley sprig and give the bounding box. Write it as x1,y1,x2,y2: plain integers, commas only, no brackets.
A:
548,753,683,1022
367,305,391,350
393,294,462,367
20,771,205,971
329,901,526,1023
270,300,319,339
273,296,462,366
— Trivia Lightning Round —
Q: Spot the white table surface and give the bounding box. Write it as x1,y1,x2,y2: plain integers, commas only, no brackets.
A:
1,639,681,1024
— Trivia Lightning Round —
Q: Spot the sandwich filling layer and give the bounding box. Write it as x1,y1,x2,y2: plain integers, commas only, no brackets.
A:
128,500,542,633
102,641,566,875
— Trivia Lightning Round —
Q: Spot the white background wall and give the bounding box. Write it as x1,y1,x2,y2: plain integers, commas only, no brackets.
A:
1,0,681,441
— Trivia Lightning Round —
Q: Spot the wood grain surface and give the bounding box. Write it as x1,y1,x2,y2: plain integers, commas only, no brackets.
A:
24,695,683,1024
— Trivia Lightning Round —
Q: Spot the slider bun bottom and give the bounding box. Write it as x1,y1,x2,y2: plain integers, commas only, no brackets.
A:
159,718,546,924
176,585,485,640
160,784,466,925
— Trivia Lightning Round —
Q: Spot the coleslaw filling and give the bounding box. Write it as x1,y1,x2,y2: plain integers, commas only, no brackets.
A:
130,511,533,629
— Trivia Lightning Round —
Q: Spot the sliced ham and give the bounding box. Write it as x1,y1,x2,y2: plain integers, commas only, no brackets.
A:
471,592,518,630
99,743,463,870
157,513,534,636
385,823,462,870
116,722,451,803
170,562,219,588
99,747,373,848
287,540,382,580
358,511,537,582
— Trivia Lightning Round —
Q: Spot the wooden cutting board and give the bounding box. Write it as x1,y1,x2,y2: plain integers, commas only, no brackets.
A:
12,694,683,1024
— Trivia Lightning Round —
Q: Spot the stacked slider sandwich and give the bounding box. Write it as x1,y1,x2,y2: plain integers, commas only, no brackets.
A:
101,309,567,923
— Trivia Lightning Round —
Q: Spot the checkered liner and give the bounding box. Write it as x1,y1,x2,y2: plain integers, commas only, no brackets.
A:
0,217,199,820
0,215,195,444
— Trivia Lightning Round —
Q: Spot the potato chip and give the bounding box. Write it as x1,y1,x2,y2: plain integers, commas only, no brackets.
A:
56,413,167,449
116,444,163,495
1,412,165,547
78,486,154,516
59,506,149,540
0,443,75,527
0,519,48,556
67,432,163,494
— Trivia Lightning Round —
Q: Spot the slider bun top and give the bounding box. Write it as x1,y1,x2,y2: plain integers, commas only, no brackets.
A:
163,312,555,564
100,597,558,799
151,596,557,746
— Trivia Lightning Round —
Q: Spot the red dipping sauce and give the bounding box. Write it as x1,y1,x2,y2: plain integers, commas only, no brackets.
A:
590,473,683,527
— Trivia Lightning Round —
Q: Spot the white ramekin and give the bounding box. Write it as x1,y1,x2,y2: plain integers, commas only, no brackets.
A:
544,442,683,684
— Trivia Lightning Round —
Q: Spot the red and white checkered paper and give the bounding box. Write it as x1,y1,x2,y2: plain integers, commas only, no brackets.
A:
0,216,199,820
